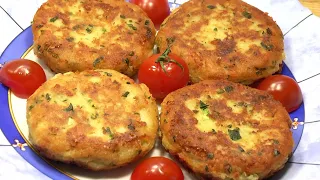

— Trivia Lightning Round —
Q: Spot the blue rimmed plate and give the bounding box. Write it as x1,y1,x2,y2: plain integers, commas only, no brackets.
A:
0,5,305,180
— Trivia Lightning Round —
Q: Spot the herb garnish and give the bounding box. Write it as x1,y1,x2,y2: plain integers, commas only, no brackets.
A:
217,88,225,94
104,72,112,77
122,91,130,97
102,28,107,34
127,23,137,30
266,28,272,35
93,56,104,67
242,11,252,19
207,5,215,9
65,103,74,112
212,129,217,134
66,37,74,42
91,113,98,119
214,28,218,31
224,86,234,93
238,146,245,152
261,42,274,51
228,128,241,141
102,127,114,139
207,153,214,159
145,20,150,25
128,121,135,130
45,93,51,101
50,16,58,22
200,100,209,110
29,105,34,110
86,24,94,33
120,14,126,19
274,149,280,156
123,58,130,66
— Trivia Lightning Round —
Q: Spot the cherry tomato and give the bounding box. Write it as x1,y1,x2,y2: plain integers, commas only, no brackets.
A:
138,50,189,99
129,0,170,29
131,157,184,180
256,75,303,113
0,59,46,99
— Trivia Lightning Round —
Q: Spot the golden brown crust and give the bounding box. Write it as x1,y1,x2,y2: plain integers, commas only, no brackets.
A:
27,70,159,170
160,80,294,179
156,0,285,84
32,0,156,76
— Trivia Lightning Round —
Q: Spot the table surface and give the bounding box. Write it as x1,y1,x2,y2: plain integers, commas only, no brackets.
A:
1,0,320,180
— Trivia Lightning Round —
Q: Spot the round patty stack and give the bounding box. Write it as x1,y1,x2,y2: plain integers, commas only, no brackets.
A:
27,69,159,170
32,0,156,77
156,0,285,84
160,80,294,180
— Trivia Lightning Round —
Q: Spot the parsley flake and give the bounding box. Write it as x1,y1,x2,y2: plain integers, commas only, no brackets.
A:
228,128,241,141
207,153,214,159
122,91,130,97
50,16,58,22
242,11,252,19
274,149,280,156
224,86,234,93
200,100,209,110
261,42,274,51
93,56,104,67
207,5,215,9
65,103,74,112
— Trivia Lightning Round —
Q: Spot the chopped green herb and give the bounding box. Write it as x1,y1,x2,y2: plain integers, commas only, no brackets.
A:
274,149,280,156
50,16,58,22
200,100,209,110
93,56,104,67
260,42,274,51
120,14,126,19
207,5,215,9
127,23,137,30
66,37,74,42
29,105,34,110
126,82,131,84
72,25,81,30
224,86,234,93
91,113,98,119
102,28,107,33
88,99,92,103
212,129,217,134
255,67,267,75
45,93,51,101
65,103,74,112
238,146,245,152
128,122,135,130
192,110,199,114
145,20,150,25
228,128,241,141
242,11,252,19
123,58,130,66
205,165,209,172
104,72,112,77
148,96,151,99
207,153,214,159
129,51,134,56
36,24,43,29
86,24,94,33
227,124,232,128
122,91,130,97
102,127,114,139
266,28,272,35
214,28,218,31
37,45,41,51
273,139,279,144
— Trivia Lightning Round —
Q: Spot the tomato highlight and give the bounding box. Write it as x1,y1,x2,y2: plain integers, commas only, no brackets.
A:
0,59,46,98
256,75,303,113
131,157,184,180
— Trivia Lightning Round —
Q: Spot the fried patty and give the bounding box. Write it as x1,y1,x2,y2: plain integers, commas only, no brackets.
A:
32,0,156,76
156,0,285,84
160,80,293,180
26,69,158,170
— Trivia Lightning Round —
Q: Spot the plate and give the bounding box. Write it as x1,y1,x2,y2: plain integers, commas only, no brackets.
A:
0,3,305,180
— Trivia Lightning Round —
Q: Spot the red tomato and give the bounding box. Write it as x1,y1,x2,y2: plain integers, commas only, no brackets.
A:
0,59,46,99
129,0,170,29
138,51,189,100
256,75,303,113
131,157,184,180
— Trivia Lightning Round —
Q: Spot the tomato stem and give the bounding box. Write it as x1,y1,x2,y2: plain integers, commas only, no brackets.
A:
155,37,184,74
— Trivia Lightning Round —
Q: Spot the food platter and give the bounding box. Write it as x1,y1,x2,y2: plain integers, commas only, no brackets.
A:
0,0,313,179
